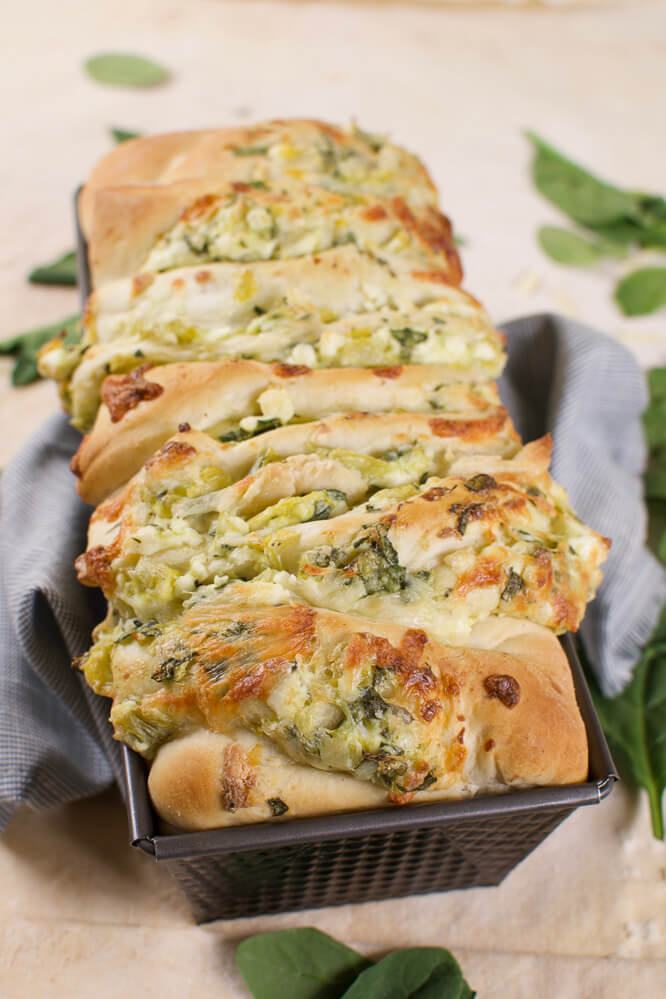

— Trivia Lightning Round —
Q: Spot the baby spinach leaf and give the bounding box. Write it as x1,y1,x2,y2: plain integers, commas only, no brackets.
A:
28,250,77,286
646,457,666,501
537,226,604,266
0,315,80,386
586,614,666,840
111,127,142,143
84,53,169,88
236,928,371,999
341,947,473,999
526,131,641,227
615,268,666,316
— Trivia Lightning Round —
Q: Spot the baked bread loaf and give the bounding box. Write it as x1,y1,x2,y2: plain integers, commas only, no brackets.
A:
66,119,610,830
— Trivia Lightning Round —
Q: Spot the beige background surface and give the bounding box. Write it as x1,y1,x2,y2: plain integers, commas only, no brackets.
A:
1,1,665,995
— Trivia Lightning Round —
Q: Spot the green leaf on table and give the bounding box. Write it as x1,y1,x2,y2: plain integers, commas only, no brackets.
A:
587,613,666,840
537,226,605,266
84,53,169,88
28,250,77,286
341,948,474,999
110,127,142,144
0,315,80,386
526,131,642,228
236,928,371,999
615,268,666,316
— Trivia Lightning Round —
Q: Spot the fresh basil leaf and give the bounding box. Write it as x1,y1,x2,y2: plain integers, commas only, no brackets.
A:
615,268,666,316
28,250,77,286
236,928,371,999
537,226,604,266
526,131,641,227
0,315,80,386
341,948,473,999
84,53,169,88
111,127,142,144
585,616,666,840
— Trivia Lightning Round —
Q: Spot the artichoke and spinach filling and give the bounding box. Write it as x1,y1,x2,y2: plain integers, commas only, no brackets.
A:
80,586,464,800
142,185,457,280
77,444,608,651
217,121,438,208
40,288,503,431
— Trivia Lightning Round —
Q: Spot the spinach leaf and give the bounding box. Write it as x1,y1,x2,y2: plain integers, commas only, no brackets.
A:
585,613,666,840
537,226,605,266
526,131,641,227
84,53,169,87
0,315,80,386
111,127,142,143
236,928,371,999
390,327,428,359
341,947,474,999
232,145,269,157
28,250,77,286
588,366,666,841
615,268,666,316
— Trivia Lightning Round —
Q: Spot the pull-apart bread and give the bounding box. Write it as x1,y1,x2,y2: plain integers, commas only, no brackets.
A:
72,361,506,503
63,120,610,829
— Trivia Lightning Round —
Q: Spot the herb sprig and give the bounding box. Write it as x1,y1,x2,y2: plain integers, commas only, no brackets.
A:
527,132,666,315
236,929,474,999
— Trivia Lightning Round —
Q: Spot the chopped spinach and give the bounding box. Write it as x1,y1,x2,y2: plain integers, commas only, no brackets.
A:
360,686,413,724
219,417,282,443
348,524,406,594
390,326,428,360
501,569,525,602
267,797,289,817
151,644,196,682
464,474,497,493
232,144,269,156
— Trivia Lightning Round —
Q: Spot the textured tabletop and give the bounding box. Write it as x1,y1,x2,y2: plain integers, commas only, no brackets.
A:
1,1,665,995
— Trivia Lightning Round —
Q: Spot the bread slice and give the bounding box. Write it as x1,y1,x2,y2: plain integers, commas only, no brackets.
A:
72,362,504,502
87,180,461,287
78,119,439,237
76,581,588,829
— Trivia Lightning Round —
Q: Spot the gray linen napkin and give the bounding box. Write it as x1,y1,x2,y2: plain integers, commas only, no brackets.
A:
1,313,664,830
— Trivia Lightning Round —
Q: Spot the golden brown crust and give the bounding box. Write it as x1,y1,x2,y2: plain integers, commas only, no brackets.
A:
73,360,502,503
144,612,587,830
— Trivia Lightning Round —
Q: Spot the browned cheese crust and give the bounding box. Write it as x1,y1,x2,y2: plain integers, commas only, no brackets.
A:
93,596,588,829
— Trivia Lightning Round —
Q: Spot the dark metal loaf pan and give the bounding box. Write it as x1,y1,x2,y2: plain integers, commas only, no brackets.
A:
75,198,616,922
